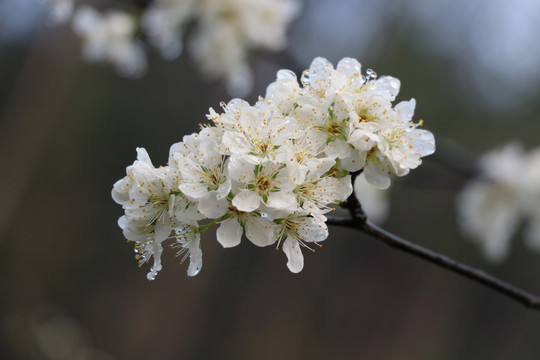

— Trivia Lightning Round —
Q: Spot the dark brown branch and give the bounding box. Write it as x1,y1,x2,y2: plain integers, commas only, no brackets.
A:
326,215,540,310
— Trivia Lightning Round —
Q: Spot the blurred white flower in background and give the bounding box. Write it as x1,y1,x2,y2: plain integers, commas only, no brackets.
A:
40,0,300,95
457,143,540,262
44,0,73,24
354,173,389,224
73,6,147,77
142,0,195,60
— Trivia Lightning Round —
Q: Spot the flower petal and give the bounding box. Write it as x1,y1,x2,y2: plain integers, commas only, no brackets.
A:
267,191,297,211
364,162,391,189
187,237,202,277
216,218,243,248
245,217,276,247
232,190,261,212
282,237,304,273
198,193,228,218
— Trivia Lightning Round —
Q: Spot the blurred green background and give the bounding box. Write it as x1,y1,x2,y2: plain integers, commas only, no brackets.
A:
2,0,540,359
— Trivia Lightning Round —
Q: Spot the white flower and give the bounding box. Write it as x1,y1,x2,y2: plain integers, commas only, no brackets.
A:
301,57,367,100
216,210,276,248
265,69,302,115
363,99,435,189
170,134,230,219
73,6,146,77
236,0,300,50
113,56,435,277
457,179,521,262
43,0,73,24
189,20,253,96
113,148,202,279
275,214,329,273
305,96,366,172
143,0,195,60
293,162,352,215
50,0,300,94
229,158,296,212
215,100,298,163
129,232,165,281
457,143,540,262
189,0,300,95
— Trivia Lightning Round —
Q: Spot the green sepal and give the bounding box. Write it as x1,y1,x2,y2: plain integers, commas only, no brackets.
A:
254,164,262,176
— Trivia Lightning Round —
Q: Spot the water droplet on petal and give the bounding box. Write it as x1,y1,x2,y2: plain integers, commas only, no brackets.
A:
366,68,377,81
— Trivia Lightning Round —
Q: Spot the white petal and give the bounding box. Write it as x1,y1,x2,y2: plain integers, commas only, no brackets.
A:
325,138,350,159
267,191,298,211
198,193,228,218
232,190,261,212
228,156,255,184
216,179,231,199
154,220,172,243
395,98,415,121
340,150,366,172
364,162,391,189
187,237,203,276
223,131,251,155
245,217,276,247
304,57,333,91
298,217,329,242
373,76,401,100
136,147,153,166
216,218,243,248
179,182,209,199
111,178,130,204
413,129,436,157
146,241,163,281
283,237,304,273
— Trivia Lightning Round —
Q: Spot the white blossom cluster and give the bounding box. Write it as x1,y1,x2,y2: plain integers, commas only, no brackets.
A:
112,57,435,279
43,0,73,24
457,143,540,262
45,0,299,94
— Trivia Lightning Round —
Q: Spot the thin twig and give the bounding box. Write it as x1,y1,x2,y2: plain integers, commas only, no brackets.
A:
326,215,540,310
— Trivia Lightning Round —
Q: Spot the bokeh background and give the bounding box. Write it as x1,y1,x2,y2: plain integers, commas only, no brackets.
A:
2,0,540,359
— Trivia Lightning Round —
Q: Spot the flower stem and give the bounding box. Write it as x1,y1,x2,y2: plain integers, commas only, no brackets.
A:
326,214,540,310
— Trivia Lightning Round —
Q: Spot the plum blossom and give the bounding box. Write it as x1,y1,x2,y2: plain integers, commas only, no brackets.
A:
44,0,73,24
112,148,202,279
112,57,434,278
73,6,146,77
457,143,540,262
275,214,329,273
54,0,300,95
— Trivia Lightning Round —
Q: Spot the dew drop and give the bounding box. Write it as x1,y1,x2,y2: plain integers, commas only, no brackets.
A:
300,70,310,86
366,68,377,81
